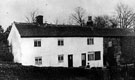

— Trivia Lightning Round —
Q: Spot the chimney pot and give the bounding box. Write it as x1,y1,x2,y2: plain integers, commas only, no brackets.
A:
36,15,43,25
87,16,93,26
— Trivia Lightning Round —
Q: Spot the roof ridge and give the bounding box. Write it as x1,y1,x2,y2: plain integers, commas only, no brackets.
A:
14,22,37,25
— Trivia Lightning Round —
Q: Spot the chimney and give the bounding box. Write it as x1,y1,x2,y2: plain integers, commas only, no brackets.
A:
87,16,93,26
36,15,43,25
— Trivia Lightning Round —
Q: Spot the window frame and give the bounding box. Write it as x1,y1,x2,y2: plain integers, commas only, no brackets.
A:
35,56,42,65
58,54,64,63
58,39,64,46
34,39,41,47
88,53,95,61
88,52,95,61
87,37,94,45
88,51,101,61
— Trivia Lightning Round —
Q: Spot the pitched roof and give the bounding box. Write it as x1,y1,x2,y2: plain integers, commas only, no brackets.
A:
14,22,131,37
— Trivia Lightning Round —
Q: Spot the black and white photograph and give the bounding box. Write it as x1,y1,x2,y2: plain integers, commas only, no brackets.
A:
0,0,135,80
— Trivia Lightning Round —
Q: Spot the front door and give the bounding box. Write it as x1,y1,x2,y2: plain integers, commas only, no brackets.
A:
82,53,86,66
68,55,73,67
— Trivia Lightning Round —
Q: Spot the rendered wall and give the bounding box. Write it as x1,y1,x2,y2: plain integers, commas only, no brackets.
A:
8,24,22,63
20,37,103,67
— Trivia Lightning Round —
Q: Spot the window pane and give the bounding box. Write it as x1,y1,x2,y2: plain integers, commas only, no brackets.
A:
61,41,64,46
87,38,89,45
61,56,63,60
34,41,37,47
35,57,42,65
88,54,95,61
39,58,42,61
35,58,38,61
34,40,41,47
95,51,101,60
38,41,41,47
58,39,64,46
58,56,60,60
58,55,64,62
39,61,42,65
58,40,61,46
82,54,86,60
91,38,94,44
87,38,94,45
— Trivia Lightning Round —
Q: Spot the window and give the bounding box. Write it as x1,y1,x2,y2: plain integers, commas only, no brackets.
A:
58,39,64,46
87,37,94,45
88,53,95,61
58,55,64,63
34,39,41,47
88,51,101,61
95,51,101,60
35,57,42,65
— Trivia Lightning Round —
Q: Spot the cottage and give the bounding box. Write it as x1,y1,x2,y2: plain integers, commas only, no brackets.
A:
8,16,131,67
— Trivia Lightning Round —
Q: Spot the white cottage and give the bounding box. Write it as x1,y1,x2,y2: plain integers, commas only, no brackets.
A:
8,16,104,67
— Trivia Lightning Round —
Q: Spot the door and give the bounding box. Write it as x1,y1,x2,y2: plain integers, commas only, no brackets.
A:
82,53,86,66
68,55,73,67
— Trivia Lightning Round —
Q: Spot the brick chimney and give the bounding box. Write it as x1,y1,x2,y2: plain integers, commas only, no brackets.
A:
36,15,43,25
87,16,93,26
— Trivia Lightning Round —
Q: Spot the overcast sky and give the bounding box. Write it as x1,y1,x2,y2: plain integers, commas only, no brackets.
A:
0,0,135,29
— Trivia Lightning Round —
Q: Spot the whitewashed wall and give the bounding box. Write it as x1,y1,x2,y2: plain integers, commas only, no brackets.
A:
20,37,103,67
8,24,22,63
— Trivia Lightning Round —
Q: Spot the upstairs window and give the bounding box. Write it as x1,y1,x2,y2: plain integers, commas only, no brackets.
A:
87,37,94,45
34,39,41,47
58,39,64,46
58,55,64,63
35,56,42,65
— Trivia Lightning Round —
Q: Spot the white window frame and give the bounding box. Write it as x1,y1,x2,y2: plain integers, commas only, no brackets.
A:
58,54,64,63
88,52,95,61
58,39,64,46
35,56,42,65
87,37,94,45
34,39,41,47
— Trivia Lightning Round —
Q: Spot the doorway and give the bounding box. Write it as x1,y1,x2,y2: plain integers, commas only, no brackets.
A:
82,53,86,66
68,55,73,67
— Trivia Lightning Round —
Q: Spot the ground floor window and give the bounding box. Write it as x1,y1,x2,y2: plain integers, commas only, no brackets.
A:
88,51,101,61
58,55,64,63
35,56,42,65
88,52,95,61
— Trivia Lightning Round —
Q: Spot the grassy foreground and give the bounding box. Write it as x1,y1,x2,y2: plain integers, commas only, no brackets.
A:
0,62,135,80
0,62,106,80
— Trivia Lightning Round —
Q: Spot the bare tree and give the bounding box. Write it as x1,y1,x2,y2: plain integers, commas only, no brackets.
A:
25,10,38,23
115,3,135,28
71,7,86,26
67,17,75,25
